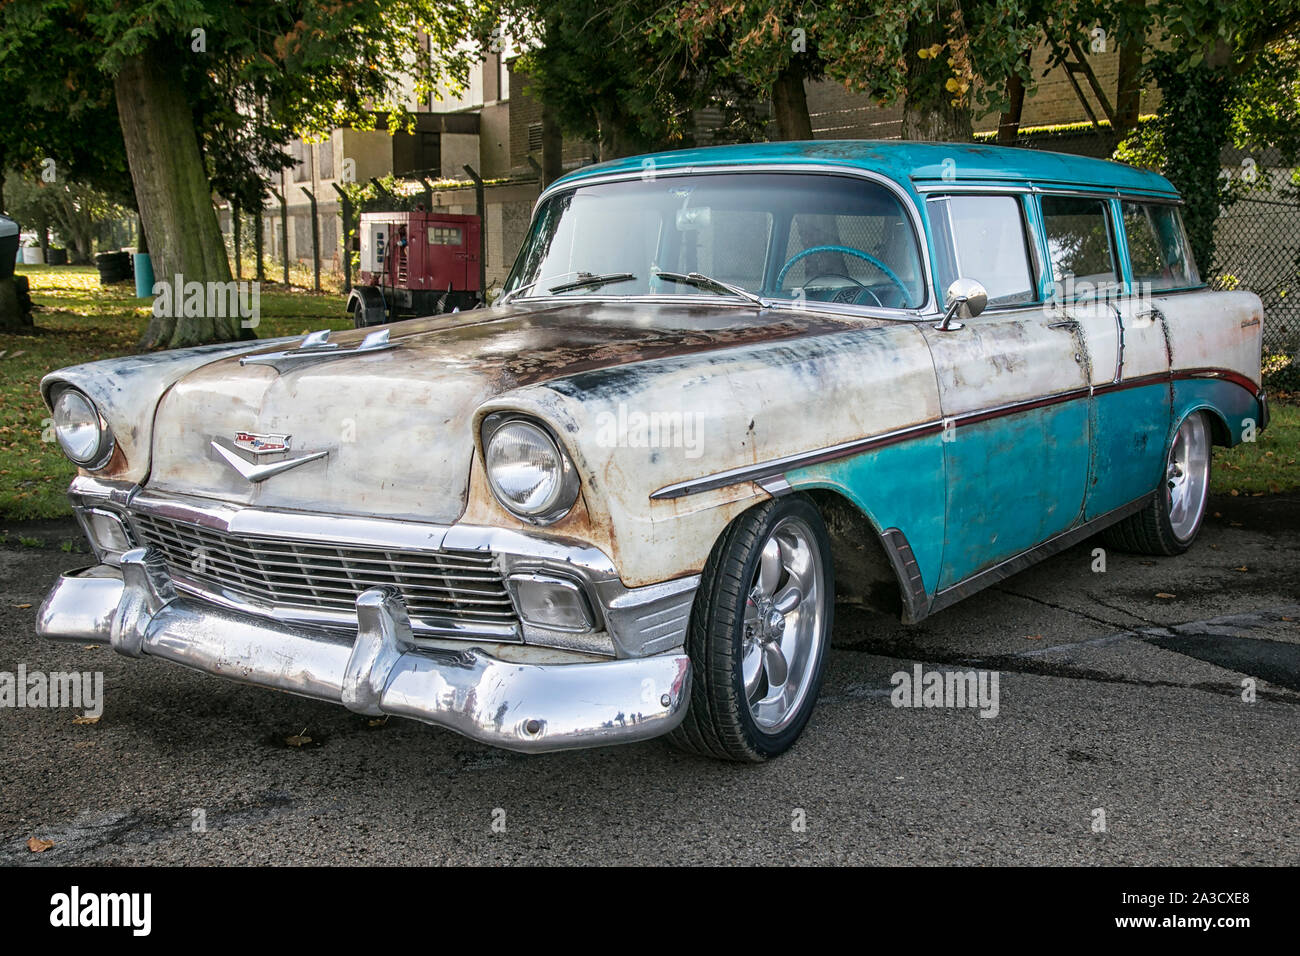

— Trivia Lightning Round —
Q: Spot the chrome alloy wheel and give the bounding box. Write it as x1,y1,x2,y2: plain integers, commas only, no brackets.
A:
1166,413,1211,543
741,516,827,733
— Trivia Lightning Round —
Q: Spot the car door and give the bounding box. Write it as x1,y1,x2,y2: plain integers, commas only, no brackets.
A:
1061,196,1174,520
922,192,1092,592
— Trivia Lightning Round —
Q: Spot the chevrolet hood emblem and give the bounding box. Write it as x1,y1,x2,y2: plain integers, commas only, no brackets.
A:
211,440,328,483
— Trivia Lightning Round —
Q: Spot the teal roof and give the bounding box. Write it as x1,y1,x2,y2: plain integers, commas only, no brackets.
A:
552,140,1178,197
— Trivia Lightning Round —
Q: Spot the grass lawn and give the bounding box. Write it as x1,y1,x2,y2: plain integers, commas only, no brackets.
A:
1,264,1297,520
1,265,351,520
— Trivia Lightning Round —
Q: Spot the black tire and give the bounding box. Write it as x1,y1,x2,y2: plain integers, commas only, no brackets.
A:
668,496,834,762
1102,411,1212,556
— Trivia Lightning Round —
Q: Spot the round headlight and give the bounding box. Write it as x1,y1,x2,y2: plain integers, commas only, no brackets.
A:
483,417,579,523
52,388,113,467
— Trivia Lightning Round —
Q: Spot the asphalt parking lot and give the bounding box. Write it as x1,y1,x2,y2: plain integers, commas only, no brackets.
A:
2,494,1297,866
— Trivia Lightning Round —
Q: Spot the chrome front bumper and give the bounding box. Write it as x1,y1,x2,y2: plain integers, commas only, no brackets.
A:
37,549,692,753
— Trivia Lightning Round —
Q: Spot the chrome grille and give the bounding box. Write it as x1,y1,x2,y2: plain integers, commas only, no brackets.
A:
130,512,519,638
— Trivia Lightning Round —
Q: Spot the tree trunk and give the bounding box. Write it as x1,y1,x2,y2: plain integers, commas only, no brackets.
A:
900,1,974,142
771,63,813,140
1114,39,1142,142
0,276,34,332
541,103,563,189
114,49,237,349
997,49,1032,146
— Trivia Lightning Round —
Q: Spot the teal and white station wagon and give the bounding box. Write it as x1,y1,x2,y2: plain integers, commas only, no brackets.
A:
37,142,1268,761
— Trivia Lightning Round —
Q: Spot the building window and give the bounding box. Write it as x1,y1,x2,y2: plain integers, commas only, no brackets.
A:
317,141,334,181
291,140,310,182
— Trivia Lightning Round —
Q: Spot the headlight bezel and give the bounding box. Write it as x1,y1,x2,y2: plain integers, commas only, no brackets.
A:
51,387,115,470
481,413,580,525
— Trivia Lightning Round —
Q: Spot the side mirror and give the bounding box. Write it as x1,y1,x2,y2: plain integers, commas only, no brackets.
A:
935,278,988,331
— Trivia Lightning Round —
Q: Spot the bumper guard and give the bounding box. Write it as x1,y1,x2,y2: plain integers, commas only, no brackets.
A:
37,548,691,753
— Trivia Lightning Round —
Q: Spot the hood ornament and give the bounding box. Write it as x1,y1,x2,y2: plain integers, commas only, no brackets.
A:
211,438,327,483
240,328,393,373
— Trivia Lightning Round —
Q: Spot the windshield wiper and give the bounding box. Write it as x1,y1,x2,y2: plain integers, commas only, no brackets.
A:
547,271,637,295
652,270,767,307
498,270,632,304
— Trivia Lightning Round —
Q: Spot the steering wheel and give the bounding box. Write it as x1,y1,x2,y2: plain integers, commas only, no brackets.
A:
799,272,885,308
776,245,912,305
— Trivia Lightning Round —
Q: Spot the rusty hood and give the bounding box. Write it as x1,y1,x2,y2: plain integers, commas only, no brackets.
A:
144,300,867,521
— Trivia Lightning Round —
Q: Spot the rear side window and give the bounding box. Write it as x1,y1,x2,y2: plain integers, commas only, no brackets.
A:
1040,195,1120,300
930,195,1035,307
1122,201,1200,290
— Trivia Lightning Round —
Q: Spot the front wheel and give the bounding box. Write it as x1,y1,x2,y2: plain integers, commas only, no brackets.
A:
668,496,833,762
1103,411,1212,555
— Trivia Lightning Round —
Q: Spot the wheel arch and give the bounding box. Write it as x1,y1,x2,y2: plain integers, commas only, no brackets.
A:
1175,402,1232,448
795,488,930,625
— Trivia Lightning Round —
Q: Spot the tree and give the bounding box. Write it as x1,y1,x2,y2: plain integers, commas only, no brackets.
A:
656,2,824,140
0,1,482,348
1106,1,1300,272
3,174,131,265
502,1,762,161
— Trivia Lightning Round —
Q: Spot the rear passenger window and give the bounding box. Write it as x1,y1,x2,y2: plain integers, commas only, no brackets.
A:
930,195,1035,307
1122,201,1200,290
1040,195,1120,299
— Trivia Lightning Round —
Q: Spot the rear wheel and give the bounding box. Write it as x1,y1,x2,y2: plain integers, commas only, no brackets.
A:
1103,411,1212,556
668,497,833,762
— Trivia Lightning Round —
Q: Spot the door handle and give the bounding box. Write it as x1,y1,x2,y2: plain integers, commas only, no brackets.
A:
1048,320,1079,330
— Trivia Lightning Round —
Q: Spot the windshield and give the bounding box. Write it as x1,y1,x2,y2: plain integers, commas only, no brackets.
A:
503,172,927,310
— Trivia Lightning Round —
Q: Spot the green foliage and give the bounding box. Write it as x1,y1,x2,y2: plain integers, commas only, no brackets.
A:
502,0,766,159
2,173,133,262
0,2,487,212
1115,59,1234,273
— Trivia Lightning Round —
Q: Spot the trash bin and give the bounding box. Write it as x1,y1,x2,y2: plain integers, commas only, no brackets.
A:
46,247,68,266
0,216,17,281
95,251,131,284
133,253,154,298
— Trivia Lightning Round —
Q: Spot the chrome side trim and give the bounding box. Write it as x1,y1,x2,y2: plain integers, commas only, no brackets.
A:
650,419,942,501
926,495,1150,615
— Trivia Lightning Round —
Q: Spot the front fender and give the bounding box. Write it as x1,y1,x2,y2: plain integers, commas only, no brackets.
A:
41,339,292,483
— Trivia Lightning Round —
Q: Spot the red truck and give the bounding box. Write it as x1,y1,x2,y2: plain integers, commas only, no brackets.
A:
347,211,482,326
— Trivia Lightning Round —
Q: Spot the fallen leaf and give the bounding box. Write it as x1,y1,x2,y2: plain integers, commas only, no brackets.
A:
1025,634,1044,641
286,728,312,747
26,837,53,853
367,717,388,728
10,603,31,609
1156,592,1176,599
72,714,99,725
1230,521,1244,527
1233,566,1249,572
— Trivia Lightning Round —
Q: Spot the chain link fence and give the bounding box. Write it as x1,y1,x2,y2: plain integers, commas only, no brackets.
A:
1212,158,1298,358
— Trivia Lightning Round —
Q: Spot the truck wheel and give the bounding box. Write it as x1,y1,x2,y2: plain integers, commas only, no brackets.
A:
668,496,833,762
350,301,370,328
1103,411,1212,556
